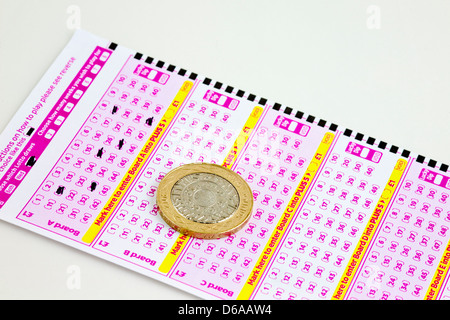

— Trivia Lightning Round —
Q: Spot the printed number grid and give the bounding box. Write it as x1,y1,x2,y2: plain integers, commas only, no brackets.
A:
168,108,330,299
91,83,257,270
252,136,399,299
348,161,450,300
17,57,185,243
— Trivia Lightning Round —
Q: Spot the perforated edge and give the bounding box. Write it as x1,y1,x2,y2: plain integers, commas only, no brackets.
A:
111,41,449,173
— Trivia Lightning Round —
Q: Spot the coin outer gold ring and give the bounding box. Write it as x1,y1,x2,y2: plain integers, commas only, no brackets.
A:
156,163,253,239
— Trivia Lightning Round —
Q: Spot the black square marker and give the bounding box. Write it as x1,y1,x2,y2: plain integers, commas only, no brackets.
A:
167,64,176,72
203,78,212,85
258,98,267,106
355,133,364,141
26,127,35,136
428,159,437,168
440,163,449,172
295,111,304,119
401,149,411,158
306,115,315,123
145,57,154,64
156,60,165,68
178,69,187,76
343,129,353,137
366,137,375,145
284,107,293,115
134,52,143,60
416,155,425,163
390,145,399,154
329,123,338,132
214,82,223,89
378,141,387,149
317,119,326,127
247,94,256,102
108,42,118,50
26,156,37,167
236,90,245,98
273,103,281,111
225,86,234,94
189,72,198,80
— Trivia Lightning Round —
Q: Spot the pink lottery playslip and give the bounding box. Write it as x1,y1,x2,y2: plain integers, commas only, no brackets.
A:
1,30,449,300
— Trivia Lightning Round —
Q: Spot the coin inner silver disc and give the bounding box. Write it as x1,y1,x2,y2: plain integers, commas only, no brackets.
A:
170,172,240,224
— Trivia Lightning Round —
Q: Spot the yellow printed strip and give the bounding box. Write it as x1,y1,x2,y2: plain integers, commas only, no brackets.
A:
158,234,190,273
237,132,335,300
425,241,450,299
332,158,407,300
222,106,263,168
82,81,193,244
158,106,263,274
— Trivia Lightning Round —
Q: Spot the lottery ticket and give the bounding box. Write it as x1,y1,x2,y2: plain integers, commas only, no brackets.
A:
1,29,449,300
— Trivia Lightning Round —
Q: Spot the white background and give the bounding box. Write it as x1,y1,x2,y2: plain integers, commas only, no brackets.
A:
0,0,449,299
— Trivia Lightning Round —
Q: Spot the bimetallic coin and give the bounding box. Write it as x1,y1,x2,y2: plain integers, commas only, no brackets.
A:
156,163,253,239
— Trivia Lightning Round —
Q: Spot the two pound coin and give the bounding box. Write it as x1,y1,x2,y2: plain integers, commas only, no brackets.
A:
156,163,253,239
